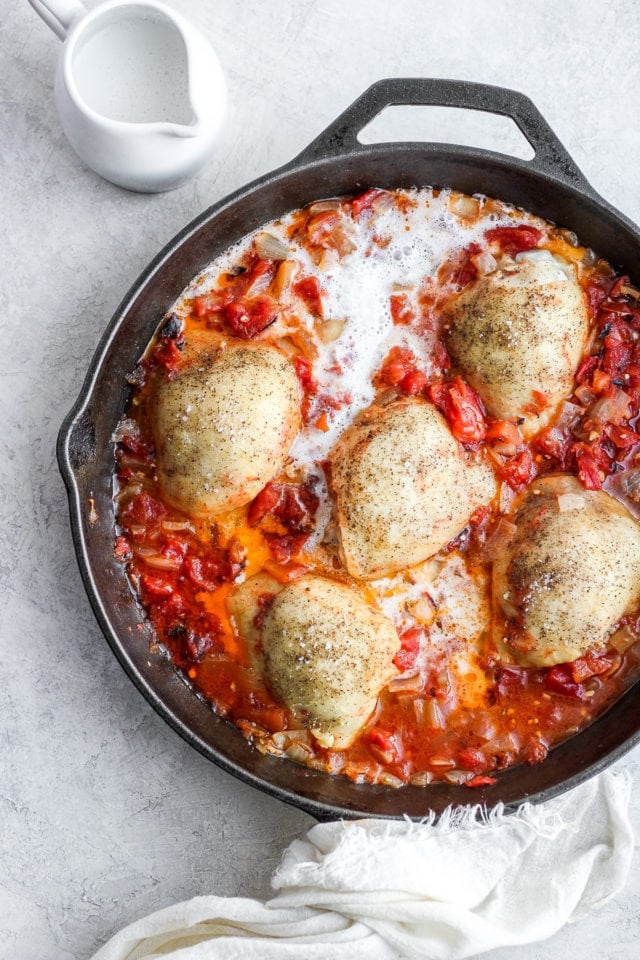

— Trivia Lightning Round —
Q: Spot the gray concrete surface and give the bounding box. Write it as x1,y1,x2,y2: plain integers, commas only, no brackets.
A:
1,1,639,957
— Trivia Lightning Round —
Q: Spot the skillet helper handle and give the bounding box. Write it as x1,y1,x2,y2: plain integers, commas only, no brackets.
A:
297,77,593,194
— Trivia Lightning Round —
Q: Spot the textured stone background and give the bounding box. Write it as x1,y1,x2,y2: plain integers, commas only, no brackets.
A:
1,1,640,957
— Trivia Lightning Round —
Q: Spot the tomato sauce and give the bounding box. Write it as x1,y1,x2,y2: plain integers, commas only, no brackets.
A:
113,188,640,789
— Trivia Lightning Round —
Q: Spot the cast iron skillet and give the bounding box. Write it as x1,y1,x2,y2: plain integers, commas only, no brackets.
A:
58,78,640,820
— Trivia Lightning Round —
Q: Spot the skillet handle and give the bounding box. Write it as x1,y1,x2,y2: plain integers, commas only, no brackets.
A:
296,77,593,195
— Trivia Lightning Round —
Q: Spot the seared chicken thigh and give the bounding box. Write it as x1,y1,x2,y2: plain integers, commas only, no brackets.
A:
152,344,300,517
494,476,640,667
330,398,496,579
228,574,399,748
445,254,588,438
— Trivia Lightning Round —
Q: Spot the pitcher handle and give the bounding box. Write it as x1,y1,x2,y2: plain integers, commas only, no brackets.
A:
27,0,86,40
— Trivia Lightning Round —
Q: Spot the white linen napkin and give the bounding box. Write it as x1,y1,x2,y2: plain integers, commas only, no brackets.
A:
91,768,632,960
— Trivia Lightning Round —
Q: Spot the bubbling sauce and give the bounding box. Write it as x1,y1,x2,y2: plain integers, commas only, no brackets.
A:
113,187,640,789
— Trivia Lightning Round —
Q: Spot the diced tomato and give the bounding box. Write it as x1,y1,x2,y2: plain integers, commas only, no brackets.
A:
605,424,640,449
240,257,277,297
592,369,611,394
160,592,187,621
576,356,599,385
152,338,183,375
585,279,611,316
493,666,527,700
184,556,221,591
390,294,414,326
468,504,491,537
432,341,451,372
570,653,612,683
184,631,217,663
140,573,174,598
351,188,386,217
248,482,282,526
466,775,497,788
485,224,543,254
610,275,631,299
376,347,418,388
498,448,536,489
264,532,309,563
294,355,317,393
428,376,487,443
114,535,132,561
485,419,524,456
294,276,324,316
315,411,330,431
400,369,428,396
545,664,586,699
118,433,154,459
522,740,549,765
576,451,603,490
603,343,633,376
458,747,485,771
192,288,234,317
603,318,634,348
368,727,399,763
124,491,166,525
223,296,278,339
394,627,423,671
162,539,187,563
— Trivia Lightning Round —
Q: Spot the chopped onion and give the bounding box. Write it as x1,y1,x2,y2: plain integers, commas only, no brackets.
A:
424,699,446,730
557,228,579,247
451,195,480,219
582,248,599,267
389,673,423,695
609,624,639,654
588,389,630,425
318,319,345,343
428,755,456,769
516,249,553,264
162,519,195,532
628,641,640,662
112,418,140,443
115,483,142,504
308,199,343,214
343,761,375,783
255,232,290,261
622,469,640,501
471,250,497,275
444,769,474,785
409,771,433,787
470,714,498,742
557,493,586,512
285,742,313,764
133,544,161,557
499,482,515,514
485,732,519,754
272,259,299,298
371,192,395,213
142,554,183,571
272,729,309,749
606,468,640,518
574,384,596,407
236,720,269,741
480,519,517,561
376,771,405,788
406,593,436,626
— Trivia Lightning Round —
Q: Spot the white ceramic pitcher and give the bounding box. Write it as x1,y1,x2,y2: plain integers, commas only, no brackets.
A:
28,0,226,192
